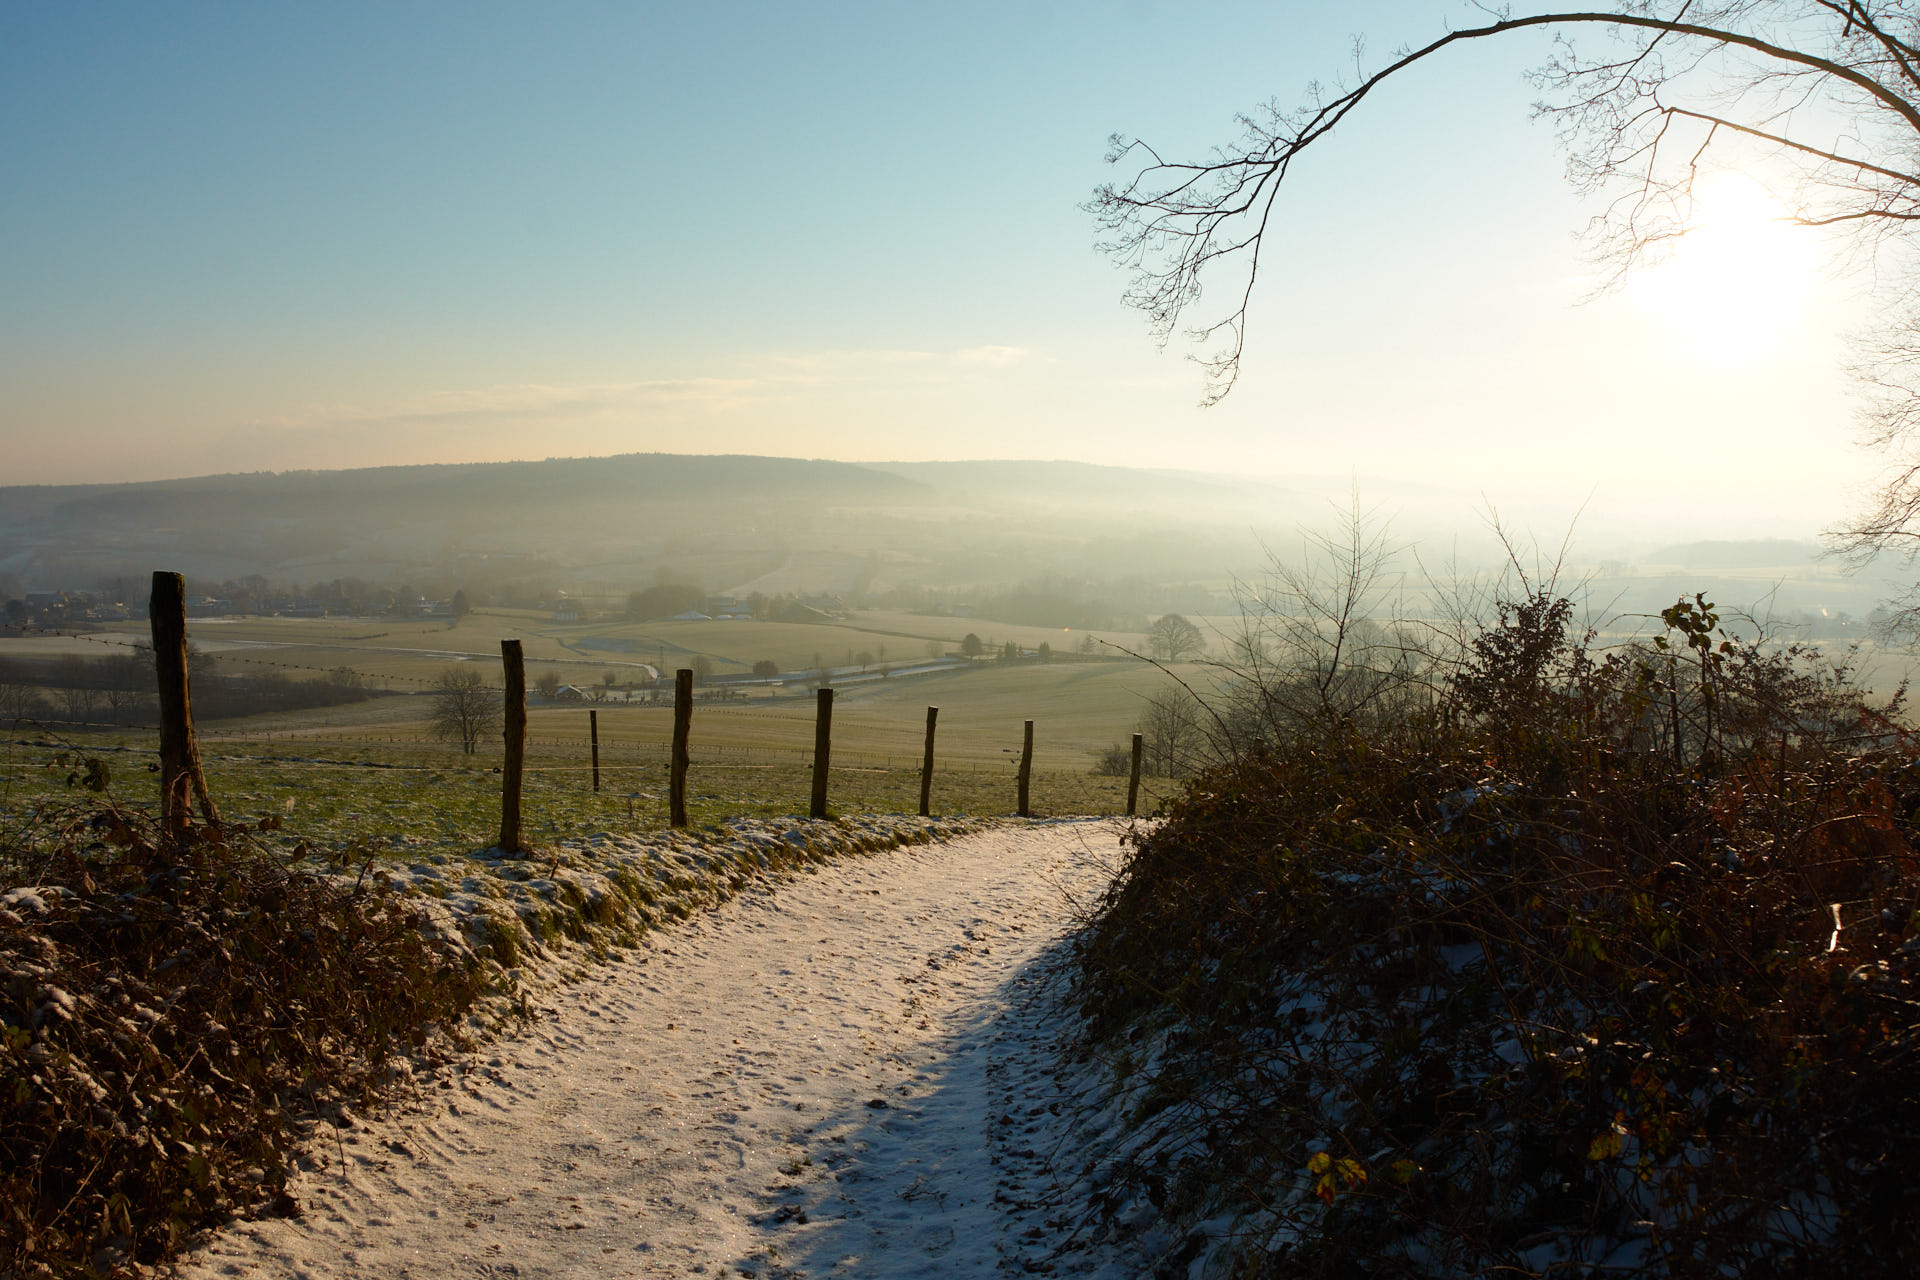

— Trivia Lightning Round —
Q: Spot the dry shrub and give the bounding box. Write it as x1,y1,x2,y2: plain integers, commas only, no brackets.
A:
1076,594,1920,1276
1,803,484,1276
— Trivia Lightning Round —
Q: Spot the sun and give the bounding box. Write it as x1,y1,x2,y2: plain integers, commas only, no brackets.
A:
1626,173,1820,363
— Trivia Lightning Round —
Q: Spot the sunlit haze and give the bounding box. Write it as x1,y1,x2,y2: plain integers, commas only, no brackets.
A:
0,2,1882,541
1628,173,1824,366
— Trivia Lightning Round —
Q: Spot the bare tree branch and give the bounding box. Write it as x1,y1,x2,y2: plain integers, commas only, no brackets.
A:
1092,3,1920,400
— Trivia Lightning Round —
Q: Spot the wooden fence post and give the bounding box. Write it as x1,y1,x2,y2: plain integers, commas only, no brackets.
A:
919,705,938,817
589,708,600,793
500,640,526,853
1017,719,1033,818
148,571,220,833
670,668,692,827
810,687,833,819
1127,732,1144,817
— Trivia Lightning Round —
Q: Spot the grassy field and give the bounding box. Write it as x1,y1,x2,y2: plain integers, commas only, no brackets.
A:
3,607,1206,765
16,608,1171,689
181,656,1210,771
18,603,1909,861
0,731,1181,855
1,608,1201,849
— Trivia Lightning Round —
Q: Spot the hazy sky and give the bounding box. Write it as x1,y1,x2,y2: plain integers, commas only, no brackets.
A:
0,2,1885,540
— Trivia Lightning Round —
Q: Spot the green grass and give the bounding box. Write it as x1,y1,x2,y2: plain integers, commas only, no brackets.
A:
1,732,1179,856
4,609,1210,850
194,669,1206,782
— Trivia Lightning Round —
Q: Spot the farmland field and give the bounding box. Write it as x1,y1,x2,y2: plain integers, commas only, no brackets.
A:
0,610,1203,850
19,609,1173,690
0,731,1182,854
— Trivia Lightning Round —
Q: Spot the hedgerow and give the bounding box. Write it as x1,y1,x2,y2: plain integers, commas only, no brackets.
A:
1,806,484,1277
1075,591,1920,1276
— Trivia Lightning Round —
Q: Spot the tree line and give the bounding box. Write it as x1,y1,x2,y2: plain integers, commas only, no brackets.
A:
0,650,374,726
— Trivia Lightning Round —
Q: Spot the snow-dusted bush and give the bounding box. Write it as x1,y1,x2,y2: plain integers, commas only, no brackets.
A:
1075,594,1920,1276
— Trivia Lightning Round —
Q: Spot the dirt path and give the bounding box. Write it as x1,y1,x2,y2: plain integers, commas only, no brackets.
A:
185,821,1138,1279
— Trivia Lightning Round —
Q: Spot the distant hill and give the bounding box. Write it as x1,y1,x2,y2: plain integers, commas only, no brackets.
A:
1645,539,1823,568
0,454,931,590
864,459,1291,514
0,454,1848,606
2,453,923,532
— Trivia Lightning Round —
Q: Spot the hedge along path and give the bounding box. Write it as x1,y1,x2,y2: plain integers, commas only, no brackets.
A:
182,821,1141,1280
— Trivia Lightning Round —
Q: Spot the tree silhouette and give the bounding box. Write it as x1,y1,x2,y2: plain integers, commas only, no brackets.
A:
1092,2,1920,614
1148,613,1204,663
1095,4,1920,403
431,667,499,754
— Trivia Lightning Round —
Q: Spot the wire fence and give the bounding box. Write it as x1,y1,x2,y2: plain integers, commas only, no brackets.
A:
3,719,1174,836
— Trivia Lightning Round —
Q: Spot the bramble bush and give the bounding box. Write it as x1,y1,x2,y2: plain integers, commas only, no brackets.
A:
1,804,483,1277
1076,590,1920,1276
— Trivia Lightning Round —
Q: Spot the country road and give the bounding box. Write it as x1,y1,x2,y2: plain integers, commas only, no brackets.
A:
184,822,1145,1279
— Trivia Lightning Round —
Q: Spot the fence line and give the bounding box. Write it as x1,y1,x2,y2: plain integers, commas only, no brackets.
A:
9,589,1161,835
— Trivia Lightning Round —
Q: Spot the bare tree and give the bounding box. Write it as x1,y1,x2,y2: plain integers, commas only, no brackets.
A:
54,655,98,723
0,679,47,725
1091,2,1920,596
1213,495,1431,743
57,684,99,723
431,667,499,754
101,652,151,722
1138,687,1208,778
1096,4,1920,398
1147,612,1205,663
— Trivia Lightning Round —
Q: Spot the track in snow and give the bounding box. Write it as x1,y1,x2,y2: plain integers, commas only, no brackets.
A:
185,821,1141,1279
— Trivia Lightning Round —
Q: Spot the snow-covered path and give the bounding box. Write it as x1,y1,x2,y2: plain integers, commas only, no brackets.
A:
185,822,1138,1279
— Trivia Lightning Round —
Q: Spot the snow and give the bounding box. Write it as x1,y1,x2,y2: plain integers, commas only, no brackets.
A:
2,887,52,915
182,821,1150,1279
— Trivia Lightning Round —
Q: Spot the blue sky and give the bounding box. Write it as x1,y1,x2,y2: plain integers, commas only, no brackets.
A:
0,2,1876,540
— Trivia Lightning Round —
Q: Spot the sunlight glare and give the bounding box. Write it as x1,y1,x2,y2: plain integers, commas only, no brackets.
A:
1627,173,1819,363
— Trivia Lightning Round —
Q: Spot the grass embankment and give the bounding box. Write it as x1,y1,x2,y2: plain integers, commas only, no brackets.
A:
1073,595,1920,1276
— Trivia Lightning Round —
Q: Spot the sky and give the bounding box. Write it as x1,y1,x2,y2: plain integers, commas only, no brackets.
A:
0,1,1889,543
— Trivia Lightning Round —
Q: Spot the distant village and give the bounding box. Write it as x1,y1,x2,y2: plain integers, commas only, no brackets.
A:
0,586,859,633
1,588,461,629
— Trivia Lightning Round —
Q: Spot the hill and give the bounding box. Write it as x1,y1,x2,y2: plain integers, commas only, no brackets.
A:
0,453,929,591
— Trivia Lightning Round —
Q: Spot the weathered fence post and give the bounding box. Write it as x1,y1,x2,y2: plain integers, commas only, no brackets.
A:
499,640,527,853
149,571,220,832
589,708,601,793
810,687,833,819
670,668,692,827
919,705,938,817
1017,719,1033,818
1127,732,1144,818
